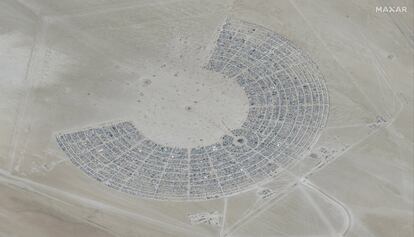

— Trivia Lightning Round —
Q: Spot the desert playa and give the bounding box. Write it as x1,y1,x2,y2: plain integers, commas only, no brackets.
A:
0,0,413,236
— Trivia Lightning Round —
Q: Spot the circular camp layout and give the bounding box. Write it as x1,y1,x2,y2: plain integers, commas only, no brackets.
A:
56,19,329,201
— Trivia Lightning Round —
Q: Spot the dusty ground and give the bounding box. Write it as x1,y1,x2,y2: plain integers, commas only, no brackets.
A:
0,0,413,236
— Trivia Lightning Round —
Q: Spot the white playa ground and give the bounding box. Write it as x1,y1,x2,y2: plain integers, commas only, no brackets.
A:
0,0,413,236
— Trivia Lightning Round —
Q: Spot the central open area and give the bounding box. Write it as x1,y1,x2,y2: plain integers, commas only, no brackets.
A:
135,68,249,148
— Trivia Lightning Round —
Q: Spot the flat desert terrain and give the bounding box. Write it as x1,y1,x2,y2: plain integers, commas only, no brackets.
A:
0,0,413,236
